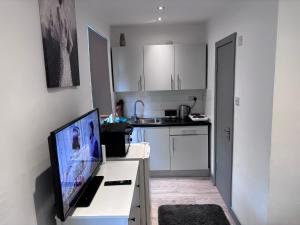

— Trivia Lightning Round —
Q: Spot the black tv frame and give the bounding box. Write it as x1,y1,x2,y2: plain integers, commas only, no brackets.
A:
48,108,103,221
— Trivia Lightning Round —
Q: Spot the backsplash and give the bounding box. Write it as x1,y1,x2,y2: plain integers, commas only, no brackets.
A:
115,90,206,118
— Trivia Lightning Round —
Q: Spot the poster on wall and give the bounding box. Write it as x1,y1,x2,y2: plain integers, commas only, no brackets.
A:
38,0,80,88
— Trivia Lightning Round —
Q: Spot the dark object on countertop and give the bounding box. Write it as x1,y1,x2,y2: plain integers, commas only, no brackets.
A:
158,204,230,225
120,33,126,46
101,123,132,157
104,180,132,186
165,109,177,118
179,105,191,120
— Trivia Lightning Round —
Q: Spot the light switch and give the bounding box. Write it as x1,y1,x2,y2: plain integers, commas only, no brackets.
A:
238,35,243,46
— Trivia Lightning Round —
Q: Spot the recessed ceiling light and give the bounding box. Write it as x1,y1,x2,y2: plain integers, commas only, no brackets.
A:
157,17,163,21
157,6,165,11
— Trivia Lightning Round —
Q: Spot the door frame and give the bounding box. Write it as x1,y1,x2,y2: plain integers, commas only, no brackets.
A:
213,33,237,206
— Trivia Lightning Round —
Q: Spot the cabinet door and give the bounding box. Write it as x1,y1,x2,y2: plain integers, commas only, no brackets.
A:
144,45,174,91
170,135,208,170
131,128,138,143
112,46,143,92
175,44,206,90
131,128,144,143
144,128,170,171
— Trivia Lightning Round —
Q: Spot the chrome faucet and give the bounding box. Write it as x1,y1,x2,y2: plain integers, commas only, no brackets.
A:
132,100,144,122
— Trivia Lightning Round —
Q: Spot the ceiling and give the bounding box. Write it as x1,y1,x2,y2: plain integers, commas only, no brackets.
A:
84,0,233,26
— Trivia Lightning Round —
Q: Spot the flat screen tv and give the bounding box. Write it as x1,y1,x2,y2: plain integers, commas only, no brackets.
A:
48,109,103,221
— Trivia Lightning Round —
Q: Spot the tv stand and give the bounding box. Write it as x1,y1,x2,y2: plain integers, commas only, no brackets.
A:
56,161,140,225
74,176,104,207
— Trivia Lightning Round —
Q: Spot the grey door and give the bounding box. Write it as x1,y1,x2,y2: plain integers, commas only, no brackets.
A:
215,33,236,207
88,27,113,115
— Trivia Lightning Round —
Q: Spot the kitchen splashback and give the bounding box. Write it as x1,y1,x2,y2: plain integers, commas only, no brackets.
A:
115,90,205,118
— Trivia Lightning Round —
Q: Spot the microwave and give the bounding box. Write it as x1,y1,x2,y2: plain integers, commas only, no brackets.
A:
101,123,133,157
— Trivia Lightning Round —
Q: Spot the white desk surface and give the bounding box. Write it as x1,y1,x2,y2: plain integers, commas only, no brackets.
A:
112,143,150,160
70,161,139,219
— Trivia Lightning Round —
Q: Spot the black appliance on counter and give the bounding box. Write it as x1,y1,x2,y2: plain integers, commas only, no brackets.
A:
101,123,133,157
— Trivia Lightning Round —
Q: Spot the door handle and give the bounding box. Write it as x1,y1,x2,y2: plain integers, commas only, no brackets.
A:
224,128,231,141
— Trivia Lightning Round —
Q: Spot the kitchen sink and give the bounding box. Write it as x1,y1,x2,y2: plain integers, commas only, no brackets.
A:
130,117,162,125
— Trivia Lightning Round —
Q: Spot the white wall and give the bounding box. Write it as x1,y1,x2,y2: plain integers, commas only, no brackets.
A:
111,23,206,47
268,1,300,224
116,90,205,118
205,2,278,225
0,1,110,225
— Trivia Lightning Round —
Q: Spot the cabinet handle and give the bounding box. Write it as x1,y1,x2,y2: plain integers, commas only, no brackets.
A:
171,75,173,90
129,218,136,222
177,75,180,90
179,76,182,90
136,205,141,208
172,137,175,154
136,184,140,188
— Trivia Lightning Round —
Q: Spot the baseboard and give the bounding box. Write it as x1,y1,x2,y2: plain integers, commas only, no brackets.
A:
210,174,216,186
228,208,241,225
150,170,210,177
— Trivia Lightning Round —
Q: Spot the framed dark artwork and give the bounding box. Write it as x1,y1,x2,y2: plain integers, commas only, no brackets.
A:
38,0,80,88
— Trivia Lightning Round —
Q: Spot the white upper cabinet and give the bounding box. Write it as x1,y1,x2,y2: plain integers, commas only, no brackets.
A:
175,44,207,90
144,45,175,91
111,44,207,92
112,46,143,92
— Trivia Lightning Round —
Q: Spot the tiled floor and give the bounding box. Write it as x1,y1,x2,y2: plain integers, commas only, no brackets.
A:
150,177,235,225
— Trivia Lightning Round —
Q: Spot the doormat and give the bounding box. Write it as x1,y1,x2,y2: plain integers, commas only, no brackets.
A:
158,204,230,225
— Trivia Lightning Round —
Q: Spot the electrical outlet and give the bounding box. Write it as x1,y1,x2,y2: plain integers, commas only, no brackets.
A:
188,96,197,101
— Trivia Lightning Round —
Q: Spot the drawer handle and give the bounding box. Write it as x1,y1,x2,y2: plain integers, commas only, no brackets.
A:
129,218,136,222
136,205,141,208
182,130,198,134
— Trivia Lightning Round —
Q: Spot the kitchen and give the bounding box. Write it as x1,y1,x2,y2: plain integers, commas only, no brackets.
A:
99,21,228,224
1,1,299,225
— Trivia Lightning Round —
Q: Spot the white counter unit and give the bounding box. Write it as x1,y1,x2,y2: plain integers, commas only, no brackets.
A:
56,161,141,225
108,143,151,225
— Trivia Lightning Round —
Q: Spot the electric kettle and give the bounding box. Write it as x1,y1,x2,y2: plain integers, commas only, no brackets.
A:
179,105,191,120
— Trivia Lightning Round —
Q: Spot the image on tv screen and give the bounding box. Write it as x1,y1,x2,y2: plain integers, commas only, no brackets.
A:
55,111,102,214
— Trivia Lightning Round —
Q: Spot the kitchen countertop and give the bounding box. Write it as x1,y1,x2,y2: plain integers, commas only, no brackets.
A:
129,117,210,127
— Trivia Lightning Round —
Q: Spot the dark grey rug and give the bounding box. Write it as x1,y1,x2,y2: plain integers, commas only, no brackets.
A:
158,204,230,225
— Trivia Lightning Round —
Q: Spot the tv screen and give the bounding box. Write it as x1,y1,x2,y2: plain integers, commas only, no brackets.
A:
48,109,102,221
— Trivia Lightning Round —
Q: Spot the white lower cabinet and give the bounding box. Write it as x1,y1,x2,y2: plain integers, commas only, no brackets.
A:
107,143,151,225
169,126,209,171
144,128,170,171
131,126,209,172
57,161,143,225
129,181,141,225
170,135,208,170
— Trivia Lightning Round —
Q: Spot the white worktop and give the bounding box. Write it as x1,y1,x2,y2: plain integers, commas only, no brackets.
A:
69,160,139,219
123,143,150,159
